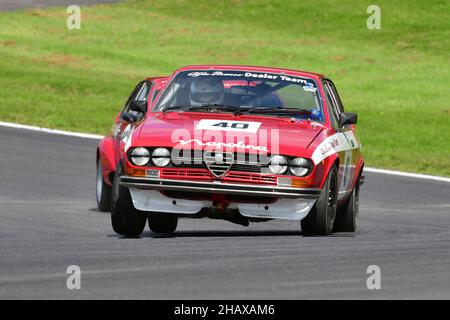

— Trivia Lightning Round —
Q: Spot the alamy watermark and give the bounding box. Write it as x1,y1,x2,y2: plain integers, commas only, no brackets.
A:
66,5,81,30
66,265,81,290
367,5,381,30
366,265,381,290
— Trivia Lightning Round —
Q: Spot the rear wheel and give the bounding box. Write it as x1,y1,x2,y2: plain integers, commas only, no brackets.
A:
148,214,178,234
96,158,111,212
110,164,147,237
334,178,360,232
301,166,338,236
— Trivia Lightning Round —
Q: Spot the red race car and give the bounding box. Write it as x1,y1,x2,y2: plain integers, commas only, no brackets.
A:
97,65,364,237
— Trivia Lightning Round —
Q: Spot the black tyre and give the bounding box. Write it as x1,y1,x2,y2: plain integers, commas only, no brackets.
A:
96,158,111,212
110,164,147,237
301,165,338,236
334,177,360,232
148,214,178,234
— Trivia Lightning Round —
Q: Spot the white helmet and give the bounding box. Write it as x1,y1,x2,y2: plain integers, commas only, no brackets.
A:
189,78,224,105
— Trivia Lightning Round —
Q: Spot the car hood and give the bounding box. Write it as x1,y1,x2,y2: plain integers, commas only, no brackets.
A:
134,112,323,157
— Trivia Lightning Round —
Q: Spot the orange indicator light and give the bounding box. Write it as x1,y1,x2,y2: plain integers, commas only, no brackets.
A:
127,168,146,177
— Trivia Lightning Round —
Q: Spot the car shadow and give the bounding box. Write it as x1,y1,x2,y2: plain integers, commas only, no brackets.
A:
89,207,110,215
106,230,357,239
142,230,302,238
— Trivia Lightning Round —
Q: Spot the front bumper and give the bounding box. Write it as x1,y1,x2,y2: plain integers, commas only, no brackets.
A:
128,188,316,220
119,176,321,199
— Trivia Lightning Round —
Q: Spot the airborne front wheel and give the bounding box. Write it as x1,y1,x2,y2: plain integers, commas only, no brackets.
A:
148,214,178,234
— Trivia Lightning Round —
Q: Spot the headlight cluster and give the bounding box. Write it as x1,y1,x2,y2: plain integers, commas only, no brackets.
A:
268,155,312,177
130,147,150,166
130,147,171,167
268,155,288,174
151,148,171,167
289,157,310,177
129,148,312,176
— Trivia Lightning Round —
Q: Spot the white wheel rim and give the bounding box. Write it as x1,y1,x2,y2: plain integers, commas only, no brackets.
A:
96,160,103,202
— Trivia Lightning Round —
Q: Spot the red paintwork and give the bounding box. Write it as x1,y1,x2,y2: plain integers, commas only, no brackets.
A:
98,76,170,185
97,65,364,205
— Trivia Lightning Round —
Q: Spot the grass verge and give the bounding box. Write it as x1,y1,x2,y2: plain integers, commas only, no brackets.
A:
0,0,449,176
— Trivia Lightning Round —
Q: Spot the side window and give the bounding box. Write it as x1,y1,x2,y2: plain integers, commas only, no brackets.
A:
323,83,339,129
150,89,161,105
135,82,151,101
122,82,151,114
327,81,344,113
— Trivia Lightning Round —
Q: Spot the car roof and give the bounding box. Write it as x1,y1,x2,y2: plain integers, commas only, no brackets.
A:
174,65,326,80
144,76,170,82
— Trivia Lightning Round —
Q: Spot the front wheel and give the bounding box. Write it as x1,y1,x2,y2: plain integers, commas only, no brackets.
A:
148,214,178,234
301,165,338,236
110,164,147,237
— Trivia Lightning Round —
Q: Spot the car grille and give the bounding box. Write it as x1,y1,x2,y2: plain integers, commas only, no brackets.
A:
144,149,315,179
171,150,270,175
203,150,233,177
160,168,277,184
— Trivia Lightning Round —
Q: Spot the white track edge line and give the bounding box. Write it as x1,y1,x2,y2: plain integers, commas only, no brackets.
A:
0,121,104,139
363,167,450,183
1,121,449,183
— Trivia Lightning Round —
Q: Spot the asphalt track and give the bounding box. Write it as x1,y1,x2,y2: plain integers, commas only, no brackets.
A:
0,125,449,299
1,0,450,300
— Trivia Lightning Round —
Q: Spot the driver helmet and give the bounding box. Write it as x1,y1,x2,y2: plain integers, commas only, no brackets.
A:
189,78,224,105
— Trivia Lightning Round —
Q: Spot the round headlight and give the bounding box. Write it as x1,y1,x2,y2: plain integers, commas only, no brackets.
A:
152,148,171,167
269,155,288,174
130,147,150,166
290,157,310,176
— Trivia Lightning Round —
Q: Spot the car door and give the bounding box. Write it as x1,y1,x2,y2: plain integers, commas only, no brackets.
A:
323,80,360,199
113,81,152,162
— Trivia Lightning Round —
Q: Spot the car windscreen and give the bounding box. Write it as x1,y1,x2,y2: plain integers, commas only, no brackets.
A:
153,70,324,122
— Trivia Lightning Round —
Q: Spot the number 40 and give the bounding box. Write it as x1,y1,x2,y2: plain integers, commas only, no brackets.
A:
213,122,249,129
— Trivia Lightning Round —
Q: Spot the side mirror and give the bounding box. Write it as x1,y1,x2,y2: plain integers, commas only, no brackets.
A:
339,112,357,127
121,112,138,123
129,100,147,114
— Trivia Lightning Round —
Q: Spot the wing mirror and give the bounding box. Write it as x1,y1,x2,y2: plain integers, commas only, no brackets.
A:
121,112,138,123
339,112,357,127
129,100,148,114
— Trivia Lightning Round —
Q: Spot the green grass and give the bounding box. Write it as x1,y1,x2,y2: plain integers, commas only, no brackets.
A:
0,0,449,176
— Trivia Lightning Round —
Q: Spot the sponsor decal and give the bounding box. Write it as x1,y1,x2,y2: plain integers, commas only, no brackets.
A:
196,119,262,133
303,82,318,93
122,124,133,152
311,131,359,164
188,71,243,78
245,72,280,80
171,127,279,158
187,71,316,90
342,151,352,189
121,124,131,142
319,137,339,156
173,138,268,152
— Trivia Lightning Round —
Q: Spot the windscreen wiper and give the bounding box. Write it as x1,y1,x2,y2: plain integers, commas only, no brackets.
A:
235,106,312,116
164,104,240,113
